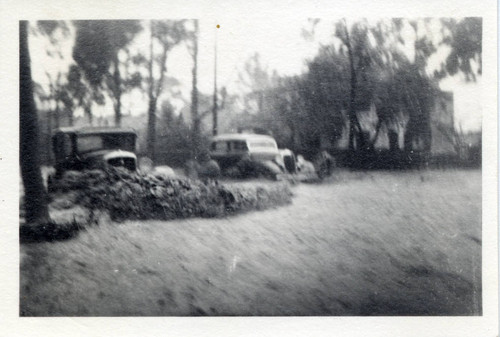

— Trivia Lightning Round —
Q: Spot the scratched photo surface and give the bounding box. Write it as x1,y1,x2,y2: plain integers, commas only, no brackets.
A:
19,18,482,316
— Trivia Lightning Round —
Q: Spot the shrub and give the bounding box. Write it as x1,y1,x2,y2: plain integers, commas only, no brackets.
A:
54,168,292,222
228,159,282,179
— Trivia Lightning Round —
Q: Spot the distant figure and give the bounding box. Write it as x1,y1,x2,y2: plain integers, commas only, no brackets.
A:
184,152,221,180
197,152,221,180
315,151,334,179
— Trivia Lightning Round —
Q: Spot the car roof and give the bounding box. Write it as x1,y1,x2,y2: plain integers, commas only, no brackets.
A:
54,127,137,136
211,133,276,142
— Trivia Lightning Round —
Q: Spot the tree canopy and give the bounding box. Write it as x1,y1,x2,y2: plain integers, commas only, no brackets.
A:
28,18,482,166
234,18,481,155
72,20,143,126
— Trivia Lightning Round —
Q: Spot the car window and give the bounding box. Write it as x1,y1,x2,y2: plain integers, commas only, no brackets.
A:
76,134,136,153
248,140,276,148
211,141,229,152
231,141,248,151
103,134,135,152
77,135,103,153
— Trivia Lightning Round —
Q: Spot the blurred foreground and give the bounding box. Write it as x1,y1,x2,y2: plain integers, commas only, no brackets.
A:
20,169,481,316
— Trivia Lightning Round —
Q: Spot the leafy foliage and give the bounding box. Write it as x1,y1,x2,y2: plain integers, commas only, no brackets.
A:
235,18,476,156
65,64,105,124
72,20,142,87
72,20,143,126
142,20,190,161
440,18,482,81
52,168,292,222
154,101,198,166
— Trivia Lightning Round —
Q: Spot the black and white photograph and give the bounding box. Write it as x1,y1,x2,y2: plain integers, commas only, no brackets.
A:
2,0,498,336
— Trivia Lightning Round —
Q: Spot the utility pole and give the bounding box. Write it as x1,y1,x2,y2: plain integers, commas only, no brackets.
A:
212,24,218,136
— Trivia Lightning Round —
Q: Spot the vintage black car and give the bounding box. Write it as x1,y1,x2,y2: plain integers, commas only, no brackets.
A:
208,133,334,180
50,127,138,178
209,133,284,178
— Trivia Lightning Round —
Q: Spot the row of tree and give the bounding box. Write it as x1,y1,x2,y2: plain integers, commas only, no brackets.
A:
21,20,205,226
233,18,481,159
31,18,482,166
31,20,212,163
21,18,481,227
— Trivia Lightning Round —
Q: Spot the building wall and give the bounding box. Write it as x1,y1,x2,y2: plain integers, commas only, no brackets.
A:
430,91,455,154
330,90,456,154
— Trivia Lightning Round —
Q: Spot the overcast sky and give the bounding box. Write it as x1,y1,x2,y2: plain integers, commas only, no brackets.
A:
29,18,482,132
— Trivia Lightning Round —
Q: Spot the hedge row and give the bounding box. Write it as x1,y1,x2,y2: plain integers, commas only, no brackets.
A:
51,168,293,222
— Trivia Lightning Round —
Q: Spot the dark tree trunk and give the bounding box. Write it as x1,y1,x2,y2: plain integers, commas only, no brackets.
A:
404,120,413,151
146,26,156,161
19,21,50,226
113,57,122,127
47,108,53,163
421,107,432,152
343,22,364,151
146,22,169,163
67,107,74,126
370,120,383,149
388,130,399,151
84,105,93,125
54,101,60,129
146,98,157,161
190,20,201,158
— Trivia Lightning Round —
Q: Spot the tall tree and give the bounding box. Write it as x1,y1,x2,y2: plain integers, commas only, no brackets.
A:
141,20,187,162
238,53,276,116
335,20,373,151
368,19,407,148
32,20,72,155
398,63,435,151
375,18,480,151
347,18,437,152
188,19,202,158
66,64,105,125
425,18,483,155
156,101,193,166
302,45,350,148
33,83,54,162
228,18,481,159
438,17,482,81
72,20,142,126
256,76,307,150
45,72,75,127
46,73,62,128
20,21,50,226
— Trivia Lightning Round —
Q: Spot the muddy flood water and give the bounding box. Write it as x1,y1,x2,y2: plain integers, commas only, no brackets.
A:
20,169,481,316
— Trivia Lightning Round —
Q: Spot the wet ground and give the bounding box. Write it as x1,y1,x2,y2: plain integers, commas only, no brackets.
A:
20,169,481,316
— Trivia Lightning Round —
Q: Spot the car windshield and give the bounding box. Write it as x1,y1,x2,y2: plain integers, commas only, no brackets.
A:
211,141,229,152
76,133,135,153
248,140,276,149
